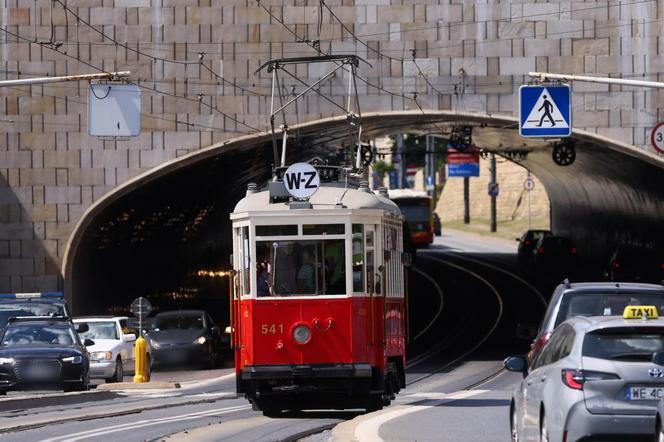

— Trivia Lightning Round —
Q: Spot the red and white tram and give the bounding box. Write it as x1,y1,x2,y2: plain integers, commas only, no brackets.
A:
229,164,408,413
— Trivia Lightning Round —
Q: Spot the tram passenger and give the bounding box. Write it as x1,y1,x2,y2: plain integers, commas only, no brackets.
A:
256,260,270,297
325,240,345,293
297,249,316,294
273,243,297,294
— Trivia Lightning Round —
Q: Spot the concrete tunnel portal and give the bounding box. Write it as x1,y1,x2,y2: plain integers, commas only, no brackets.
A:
63,110,664,321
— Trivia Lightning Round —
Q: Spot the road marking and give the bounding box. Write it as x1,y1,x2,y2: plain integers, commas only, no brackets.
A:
354,390,486,441
410,267,444,341
39,404,250,442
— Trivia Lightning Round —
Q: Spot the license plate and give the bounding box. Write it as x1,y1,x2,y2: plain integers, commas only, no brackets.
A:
26,368,55,379
626,386,664,400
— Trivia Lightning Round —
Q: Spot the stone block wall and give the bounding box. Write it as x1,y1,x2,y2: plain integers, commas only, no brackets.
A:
0,0,662,291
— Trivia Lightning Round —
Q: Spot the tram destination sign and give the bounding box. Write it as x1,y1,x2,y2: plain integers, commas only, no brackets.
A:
283,163,320,199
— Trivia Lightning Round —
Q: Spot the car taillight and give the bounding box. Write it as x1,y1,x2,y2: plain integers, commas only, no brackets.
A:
561,369,620,390
524,240,531,246
613,261,620,269
537,247,545,254
571,247,577,255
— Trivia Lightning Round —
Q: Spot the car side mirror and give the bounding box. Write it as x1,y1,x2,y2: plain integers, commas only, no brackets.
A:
516,323,537,340
83,338,95,347
504,356,528,376
76,323,89,333
124,333,137,343
653,351,664,366
515,238,521,242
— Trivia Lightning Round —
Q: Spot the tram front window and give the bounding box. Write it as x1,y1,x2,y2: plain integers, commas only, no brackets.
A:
256,240,346,296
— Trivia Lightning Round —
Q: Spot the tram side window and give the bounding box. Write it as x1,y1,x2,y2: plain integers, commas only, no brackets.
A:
255,240,346,296
242,226,251,295
352,225,364,292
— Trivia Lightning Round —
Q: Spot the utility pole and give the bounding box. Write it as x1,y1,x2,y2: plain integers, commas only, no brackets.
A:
490,153,497,232
396,134,404,189
463,177,470,224
0,71,130,87
529,72,664,89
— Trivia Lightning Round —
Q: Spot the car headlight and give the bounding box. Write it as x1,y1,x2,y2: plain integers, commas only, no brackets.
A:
62,356,83,364
292,325,311,344
0,357,14,365
194,336,206,345
151,341,160,348
90,351,112,361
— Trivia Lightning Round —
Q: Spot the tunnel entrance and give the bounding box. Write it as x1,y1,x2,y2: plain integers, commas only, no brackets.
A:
63,111,664,321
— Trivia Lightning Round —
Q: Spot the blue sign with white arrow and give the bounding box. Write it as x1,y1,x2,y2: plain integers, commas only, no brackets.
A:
519,84,571,137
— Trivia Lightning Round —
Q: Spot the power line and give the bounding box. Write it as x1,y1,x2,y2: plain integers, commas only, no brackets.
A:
8,0,651,57
0,26,261,133
52,0,266,97
3,85,244,134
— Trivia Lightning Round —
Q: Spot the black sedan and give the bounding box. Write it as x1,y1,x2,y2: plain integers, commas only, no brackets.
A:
148,310,224,369
0,318,92,393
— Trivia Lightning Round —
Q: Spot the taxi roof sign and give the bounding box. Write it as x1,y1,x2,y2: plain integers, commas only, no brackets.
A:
623,305,659,319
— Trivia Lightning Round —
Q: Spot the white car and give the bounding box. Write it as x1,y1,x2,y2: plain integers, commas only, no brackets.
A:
73,316,150,383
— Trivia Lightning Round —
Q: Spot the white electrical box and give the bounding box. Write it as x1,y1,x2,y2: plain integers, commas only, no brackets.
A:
88,83,141,137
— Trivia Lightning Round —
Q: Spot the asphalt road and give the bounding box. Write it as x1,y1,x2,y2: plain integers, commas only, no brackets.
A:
0,229,574,441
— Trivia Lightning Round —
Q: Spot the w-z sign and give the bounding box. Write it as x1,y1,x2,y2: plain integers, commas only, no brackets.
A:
283,163,320,199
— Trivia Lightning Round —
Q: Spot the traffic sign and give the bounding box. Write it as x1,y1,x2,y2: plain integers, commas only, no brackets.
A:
130,297,152,319
524,177,535,191
425,175,434,191
283,163,320,199
488,182,499,197
651,122,664,154
519,84,571,137
447,148,480,178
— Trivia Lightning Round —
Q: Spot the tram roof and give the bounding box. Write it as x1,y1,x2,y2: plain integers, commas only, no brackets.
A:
233,185,401,215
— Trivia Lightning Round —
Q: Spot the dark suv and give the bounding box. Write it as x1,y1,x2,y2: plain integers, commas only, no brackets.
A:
516,229,552,263
606,246,664,283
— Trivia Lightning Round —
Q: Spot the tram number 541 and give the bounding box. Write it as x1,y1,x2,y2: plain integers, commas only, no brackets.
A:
261,324,284,335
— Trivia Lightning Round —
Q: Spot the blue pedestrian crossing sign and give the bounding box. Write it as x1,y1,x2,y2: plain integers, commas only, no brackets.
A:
519,84,571,138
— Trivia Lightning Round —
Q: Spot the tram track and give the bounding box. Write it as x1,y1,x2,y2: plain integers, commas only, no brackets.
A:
409,267,445,341
406,254,504,385
428,249,547,307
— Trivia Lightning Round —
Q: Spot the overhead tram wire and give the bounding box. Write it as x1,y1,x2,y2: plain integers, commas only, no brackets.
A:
4,85,241,134
52,0,267,98
0,27,261,133
23,0,650,57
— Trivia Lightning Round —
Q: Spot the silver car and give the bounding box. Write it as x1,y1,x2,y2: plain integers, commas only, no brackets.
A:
520,281,664,364
506,306,664,442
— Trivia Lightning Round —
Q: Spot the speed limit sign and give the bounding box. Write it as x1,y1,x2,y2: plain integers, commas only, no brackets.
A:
651,122,664,154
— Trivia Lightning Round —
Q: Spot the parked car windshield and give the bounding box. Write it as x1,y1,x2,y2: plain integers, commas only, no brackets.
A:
153,315,204,331
555,292,664,327
0,302,66,328
1,324,75,346
78,322,119,340
583,328,664,361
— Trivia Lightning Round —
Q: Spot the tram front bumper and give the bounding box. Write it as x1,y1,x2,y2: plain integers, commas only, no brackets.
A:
241,363,372,381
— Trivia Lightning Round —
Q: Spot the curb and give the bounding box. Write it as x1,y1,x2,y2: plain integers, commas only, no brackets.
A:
96,381,180,391
0,390,120,413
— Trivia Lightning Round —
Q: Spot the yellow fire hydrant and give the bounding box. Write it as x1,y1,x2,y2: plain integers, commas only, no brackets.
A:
133,335,149,383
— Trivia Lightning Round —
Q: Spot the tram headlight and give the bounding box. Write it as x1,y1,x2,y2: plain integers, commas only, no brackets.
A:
292,325,311,344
